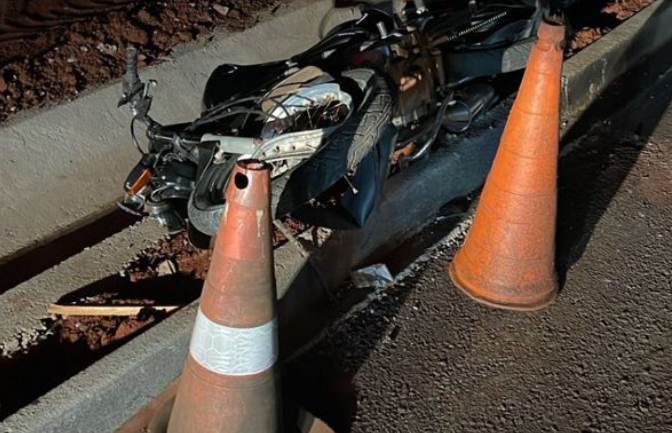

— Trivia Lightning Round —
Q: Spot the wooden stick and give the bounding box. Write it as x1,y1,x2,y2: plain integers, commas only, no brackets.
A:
47,304,180,317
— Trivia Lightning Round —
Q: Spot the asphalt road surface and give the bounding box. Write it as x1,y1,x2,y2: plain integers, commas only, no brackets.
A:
287,65,672,432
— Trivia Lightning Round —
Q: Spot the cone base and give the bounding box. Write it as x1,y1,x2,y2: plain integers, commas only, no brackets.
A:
448,260,558,312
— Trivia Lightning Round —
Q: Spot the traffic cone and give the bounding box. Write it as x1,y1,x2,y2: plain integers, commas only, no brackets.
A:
167,160,280,433
449,18,566,311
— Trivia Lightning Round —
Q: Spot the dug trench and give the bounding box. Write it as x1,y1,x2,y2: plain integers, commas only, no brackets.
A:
0,0,662,425
0,208,138,295
0,221,309,420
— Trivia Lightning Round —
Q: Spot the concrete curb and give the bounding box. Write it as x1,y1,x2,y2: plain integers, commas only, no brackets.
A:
0,0,354,265
2,2,672,432
562,0,672,122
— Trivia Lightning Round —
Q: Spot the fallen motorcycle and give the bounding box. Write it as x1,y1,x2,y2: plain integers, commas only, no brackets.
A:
118,0,558,247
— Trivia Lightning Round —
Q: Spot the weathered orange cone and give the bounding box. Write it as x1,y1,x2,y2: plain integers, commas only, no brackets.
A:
167,160,280,433
449,18,566,311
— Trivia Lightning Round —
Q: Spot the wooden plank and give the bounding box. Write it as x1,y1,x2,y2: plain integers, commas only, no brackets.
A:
47,304,180,317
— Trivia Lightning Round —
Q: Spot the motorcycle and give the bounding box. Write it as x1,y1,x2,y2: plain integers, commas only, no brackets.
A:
118,0,559,247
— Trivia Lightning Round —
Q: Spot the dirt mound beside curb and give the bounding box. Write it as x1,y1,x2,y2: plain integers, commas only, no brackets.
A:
0,0,281,122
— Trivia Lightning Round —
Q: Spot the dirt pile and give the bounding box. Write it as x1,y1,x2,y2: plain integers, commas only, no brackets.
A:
570,27,605,52
603,0,653,20
0,0,657,122
569,0,653,52
58,313,158,350
0,0,281,123
126,232,213,282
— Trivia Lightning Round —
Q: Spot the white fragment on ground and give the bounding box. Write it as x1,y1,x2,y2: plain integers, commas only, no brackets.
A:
351,264,394,289
337,213,474,328
286,212,475,363
212,4,230,17
156,259,177,277
96,43,118,55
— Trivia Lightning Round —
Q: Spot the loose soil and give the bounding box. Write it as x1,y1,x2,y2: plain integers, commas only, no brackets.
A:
0,310,164,420
0,231,203,420
0,0,282,122
124,218,308,281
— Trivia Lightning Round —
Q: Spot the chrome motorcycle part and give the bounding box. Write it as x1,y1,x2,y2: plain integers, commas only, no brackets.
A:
260,83,354,139
146,200,186,235
255,129,333,178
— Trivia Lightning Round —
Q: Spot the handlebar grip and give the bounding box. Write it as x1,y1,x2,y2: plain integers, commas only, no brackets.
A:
124,45,140,94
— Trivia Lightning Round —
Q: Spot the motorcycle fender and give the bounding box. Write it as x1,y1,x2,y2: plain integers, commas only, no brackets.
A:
202,62,287,110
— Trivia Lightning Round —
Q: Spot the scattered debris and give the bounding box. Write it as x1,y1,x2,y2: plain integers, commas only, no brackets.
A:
603,0,653,20
96,42,118,55
156,259,177,277
566,0,653,55
0,325,53,358
351,264,394,289
571,27,605,52
212,4,231,17
126,233,212,282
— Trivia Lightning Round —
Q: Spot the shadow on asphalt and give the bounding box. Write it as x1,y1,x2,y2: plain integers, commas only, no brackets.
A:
283,209,468,432
557,6,672,286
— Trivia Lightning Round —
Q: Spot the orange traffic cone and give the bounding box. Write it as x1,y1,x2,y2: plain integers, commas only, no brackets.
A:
449,18,566,311
167,160,280,432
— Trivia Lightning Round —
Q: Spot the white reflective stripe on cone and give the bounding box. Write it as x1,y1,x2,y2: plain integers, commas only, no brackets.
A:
189,308,279,376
